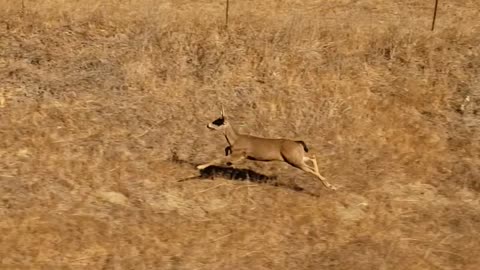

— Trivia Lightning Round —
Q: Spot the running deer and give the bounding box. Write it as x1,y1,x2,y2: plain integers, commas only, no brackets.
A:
196,107,337,190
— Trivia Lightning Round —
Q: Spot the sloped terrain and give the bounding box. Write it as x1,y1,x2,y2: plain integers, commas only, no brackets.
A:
1,0,479,269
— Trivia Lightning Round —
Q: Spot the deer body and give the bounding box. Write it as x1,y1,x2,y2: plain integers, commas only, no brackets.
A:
196,108,337,190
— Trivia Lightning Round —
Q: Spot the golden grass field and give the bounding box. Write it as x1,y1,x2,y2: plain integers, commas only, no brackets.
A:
1,0,479,269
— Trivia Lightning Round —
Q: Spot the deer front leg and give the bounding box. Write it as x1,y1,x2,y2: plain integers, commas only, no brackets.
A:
224,146,232,156
225,152,246,168
196,157,228,170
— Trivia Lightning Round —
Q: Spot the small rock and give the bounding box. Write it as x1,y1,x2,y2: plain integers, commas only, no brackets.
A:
97,191,128,206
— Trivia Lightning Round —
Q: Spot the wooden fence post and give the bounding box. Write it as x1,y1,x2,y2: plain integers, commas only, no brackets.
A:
225,0,230,29
431,0,439,31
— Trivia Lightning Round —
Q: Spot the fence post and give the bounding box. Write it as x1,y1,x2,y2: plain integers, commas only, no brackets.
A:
431,0,439,31
225,0,230,29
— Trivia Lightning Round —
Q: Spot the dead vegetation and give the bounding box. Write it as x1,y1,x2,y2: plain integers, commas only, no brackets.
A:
0,0,479,269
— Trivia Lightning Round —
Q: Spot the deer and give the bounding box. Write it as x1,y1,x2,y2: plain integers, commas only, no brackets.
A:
196,107,337,190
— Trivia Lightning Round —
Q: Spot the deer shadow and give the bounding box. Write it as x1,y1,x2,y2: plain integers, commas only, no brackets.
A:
198,165,276,183
178,164,319,197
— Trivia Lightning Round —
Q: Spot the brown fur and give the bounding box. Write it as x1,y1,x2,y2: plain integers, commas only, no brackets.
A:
197,109,336,190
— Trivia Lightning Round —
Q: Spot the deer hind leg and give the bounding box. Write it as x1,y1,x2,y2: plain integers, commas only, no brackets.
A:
303,155,328,181
301,156,336,190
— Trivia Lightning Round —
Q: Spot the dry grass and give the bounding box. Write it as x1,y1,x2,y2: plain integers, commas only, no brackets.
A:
1,0,479,269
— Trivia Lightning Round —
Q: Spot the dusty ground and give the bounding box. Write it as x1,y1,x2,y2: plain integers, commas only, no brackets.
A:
1,0,479,269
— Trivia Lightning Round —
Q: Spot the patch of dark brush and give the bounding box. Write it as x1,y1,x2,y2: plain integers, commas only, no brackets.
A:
179,165,319,197
197,165,275,183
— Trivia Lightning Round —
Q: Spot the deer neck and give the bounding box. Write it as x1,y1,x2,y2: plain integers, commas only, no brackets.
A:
224,124,238,146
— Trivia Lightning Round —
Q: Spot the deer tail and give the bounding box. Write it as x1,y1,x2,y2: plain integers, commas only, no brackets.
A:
296,140,309,152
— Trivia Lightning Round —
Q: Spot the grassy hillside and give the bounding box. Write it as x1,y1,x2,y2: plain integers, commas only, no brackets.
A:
1,0,479,269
